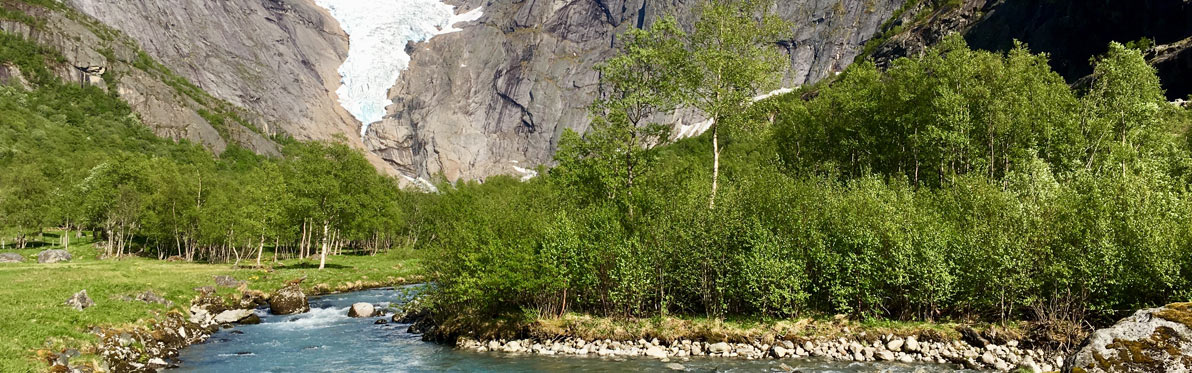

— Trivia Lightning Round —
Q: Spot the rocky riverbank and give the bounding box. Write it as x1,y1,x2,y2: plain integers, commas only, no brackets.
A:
68,275,422,372
457,334,1064,372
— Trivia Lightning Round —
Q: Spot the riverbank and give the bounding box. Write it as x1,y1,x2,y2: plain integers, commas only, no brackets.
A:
442,313,1071,372
0,233,423,372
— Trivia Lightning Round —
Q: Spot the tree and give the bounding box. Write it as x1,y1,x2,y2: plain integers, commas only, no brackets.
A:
554,16,689,217
686,0,790,208
0,163,50,248
1082,42,1168,175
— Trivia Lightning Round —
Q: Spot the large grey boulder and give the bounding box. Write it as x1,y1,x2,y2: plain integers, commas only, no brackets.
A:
1066,302,1192,372
38,250,72,263
347,302,375,318
268,283,309,315
0,253,24,263
66,290,94,311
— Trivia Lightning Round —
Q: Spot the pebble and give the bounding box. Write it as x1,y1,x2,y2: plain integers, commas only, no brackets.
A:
454,334,1065,372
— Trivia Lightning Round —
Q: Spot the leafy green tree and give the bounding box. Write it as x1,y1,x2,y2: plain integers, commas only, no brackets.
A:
0,163,51,248
686,0,790,208
1082,42,1168,175
555,16,689,217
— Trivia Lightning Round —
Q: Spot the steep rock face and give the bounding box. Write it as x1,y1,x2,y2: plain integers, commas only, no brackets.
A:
367,0,908,181
0,3,275,154
66,0,361,144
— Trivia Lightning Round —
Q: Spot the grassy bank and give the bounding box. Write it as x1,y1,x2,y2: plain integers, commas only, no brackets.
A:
0,231,423,372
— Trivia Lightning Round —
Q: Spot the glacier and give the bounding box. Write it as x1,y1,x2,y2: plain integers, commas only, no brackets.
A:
314,0,483,136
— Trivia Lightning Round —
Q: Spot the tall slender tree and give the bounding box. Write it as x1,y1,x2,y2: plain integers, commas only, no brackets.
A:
686,0,790,208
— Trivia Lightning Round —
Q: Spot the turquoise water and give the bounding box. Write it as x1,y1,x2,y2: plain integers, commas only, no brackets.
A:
174,287,970,372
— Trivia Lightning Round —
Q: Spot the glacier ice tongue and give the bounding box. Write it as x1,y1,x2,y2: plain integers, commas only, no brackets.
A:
314,0,483,135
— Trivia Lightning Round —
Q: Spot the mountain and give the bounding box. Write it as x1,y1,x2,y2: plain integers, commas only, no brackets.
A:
366,0,910,181
4,0,1191,182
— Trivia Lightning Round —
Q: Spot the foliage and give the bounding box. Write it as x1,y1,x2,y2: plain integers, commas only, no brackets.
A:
420,35,1192,333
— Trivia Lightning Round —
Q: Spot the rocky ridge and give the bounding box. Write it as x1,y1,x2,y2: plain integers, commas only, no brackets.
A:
64,0,369,152
367,0,910,181
0,1,277,155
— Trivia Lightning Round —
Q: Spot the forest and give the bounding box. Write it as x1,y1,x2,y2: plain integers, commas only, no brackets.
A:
414,1,1192,336
2,0,1192,339
0,30,412,268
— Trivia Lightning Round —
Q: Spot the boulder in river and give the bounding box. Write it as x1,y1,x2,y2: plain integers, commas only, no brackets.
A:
268,283,309,315
1067,302,1192,372
238,313,262,325
66,290,94,311
348,302,376,318
0,252,23,263
37,249,71,263
214,309,256,324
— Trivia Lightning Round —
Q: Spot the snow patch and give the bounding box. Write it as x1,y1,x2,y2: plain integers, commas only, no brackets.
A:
672,87,797,140
511,161,539,182
402,175,440,193
314,0,483,135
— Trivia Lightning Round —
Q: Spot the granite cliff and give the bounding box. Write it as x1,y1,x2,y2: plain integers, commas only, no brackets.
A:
367,0,910,181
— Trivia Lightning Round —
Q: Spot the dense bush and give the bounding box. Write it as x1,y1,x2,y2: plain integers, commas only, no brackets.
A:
420,34,1192,330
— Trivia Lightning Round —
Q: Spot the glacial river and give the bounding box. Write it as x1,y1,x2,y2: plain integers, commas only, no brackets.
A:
174,287,972,372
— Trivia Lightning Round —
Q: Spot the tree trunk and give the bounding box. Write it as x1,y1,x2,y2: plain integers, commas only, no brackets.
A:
709,123,721,209
318,220,329,270
256,234,264,267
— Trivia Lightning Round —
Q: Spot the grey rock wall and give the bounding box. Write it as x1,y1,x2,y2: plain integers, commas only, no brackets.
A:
368,0,908,181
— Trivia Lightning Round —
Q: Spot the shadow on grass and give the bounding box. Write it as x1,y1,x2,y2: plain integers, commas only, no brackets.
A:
278,262,352,270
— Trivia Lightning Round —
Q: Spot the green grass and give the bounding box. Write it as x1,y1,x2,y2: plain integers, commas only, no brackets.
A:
0,231,423,372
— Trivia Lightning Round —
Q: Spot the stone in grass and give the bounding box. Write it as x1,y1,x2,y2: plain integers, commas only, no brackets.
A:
66,290,94,311
214,275,245,288
0,252,23,263
38,249,71,263
136,290,174,307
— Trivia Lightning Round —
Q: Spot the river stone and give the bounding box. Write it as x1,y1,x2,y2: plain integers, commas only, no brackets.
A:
665,363,685,371
1067,302,1192,372
709,342,732,354
214,309,255,324
878,350,895,361
645,345,667,359
886,338,904,352
238,313,261,325
905,336,920,352
772,346,788,358
66,290,94,311
981,350,998,365
38,249,71,263
0,253,23,263
348,303,376,318
268,283,309,315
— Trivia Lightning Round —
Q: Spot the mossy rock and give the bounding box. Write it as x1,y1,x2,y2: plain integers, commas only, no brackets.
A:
1067,303,1192,372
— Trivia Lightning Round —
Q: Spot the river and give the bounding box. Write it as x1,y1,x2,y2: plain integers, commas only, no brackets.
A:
174,287,974,372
